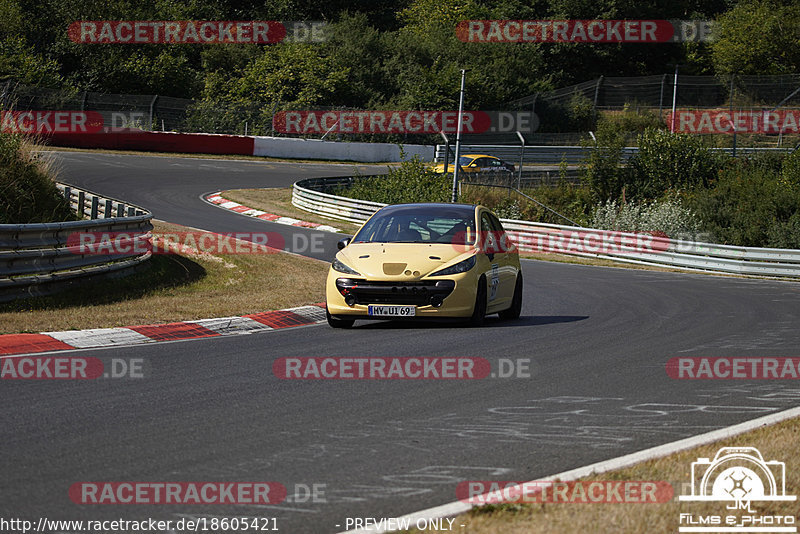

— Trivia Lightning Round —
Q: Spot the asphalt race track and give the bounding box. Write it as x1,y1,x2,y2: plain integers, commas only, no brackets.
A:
3,151,800,533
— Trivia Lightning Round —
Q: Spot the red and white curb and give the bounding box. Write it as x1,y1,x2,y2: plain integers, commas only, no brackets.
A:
0,304,327,356
205,192,342,233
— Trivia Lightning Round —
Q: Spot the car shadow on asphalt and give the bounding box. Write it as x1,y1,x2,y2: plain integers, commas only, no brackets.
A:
353,315,589,329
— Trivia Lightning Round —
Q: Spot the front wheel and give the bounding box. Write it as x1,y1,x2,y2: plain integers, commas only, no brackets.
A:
499,272,523,321
326,308,354,329
467,276,487,327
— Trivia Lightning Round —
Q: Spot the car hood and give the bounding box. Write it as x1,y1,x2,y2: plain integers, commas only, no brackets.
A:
337,242,474,279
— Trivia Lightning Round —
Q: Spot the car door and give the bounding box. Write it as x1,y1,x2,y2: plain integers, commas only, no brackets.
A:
483,211,517,310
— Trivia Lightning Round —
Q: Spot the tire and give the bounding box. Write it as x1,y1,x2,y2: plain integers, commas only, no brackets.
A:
467,276,487,327
326,308,354,329
499,272,523,321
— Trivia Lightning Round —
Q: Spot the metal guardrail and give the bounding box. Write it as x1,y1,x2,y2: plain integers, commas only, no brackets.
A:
0,184,153,301
433,145,793,165
293,177,800,279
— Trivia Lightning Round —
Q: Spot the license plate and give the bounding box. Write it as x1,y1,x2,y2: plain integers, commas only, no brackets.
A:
368,305,416,317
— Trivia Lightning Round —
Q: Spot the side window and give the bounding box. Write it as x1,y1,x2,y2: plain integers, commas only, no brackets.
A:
480,212,493,232
480,212,498,253
488,213,504,232
489,212,514,252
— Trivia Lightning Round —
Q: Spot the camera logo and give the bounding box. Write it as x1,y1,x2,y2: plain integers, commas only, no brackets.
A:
681,447,793,503
678,447,796,533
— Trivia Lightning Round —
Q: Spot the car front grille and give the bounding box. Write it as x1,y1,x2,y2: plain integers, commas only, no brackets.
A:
335,279,456,306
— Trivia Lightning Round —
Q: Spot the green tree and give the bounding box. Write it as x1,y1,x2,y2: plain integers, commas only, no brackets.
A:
0,36,63,87
711,0,800,75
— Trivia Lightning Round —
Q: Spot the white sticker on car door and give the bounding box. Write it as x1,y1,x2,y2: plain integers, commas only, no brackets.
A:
489,263,499,301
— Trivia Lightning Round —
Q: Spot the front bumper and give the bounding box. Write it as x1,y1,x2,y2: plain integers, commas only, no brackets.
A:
325,270,478,318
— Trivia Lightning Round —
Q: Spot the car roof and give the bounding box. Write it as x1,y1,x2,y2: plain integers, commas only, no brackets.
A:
461,154,497,159
376,203,478,216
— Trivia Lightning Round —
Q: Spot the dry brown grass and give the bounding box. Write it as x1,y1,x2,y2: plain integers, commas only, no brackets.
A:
0,220,328,333
221,188,362,232
407,416,800,533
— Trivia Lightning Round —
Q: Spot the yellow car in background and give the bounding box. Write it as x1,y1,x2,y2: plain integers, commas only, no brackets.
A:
430,154,515,174
325,203,523,328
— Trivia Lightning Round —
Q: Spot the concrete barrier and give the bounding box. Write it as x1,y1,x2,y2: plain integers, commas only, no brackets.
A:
253,136,434,162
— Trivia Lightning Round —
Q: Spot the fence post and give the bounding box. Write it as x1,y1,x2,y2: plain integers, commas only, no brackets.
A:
149,95,158,130
90,196,99,219
659,74,667,112
516,130,525,189
105,199,113,218
593,76,603,111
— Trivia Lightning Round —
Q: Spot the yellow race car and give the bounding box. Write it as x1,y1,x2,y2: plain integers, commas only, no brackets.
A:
430,154,515,174
325,203,523,328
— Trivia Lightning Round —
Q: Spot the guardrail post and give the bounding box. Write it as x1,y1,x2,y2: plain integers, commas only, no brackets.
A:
77,191,85,218
127,206,135,217
90,196,99,219
104,199,113,218
63,186,71,204
117,203,125,217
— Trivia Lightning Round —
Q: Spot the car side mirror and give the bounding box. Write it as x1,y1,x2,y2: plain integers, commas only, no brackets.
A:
337,238,351,250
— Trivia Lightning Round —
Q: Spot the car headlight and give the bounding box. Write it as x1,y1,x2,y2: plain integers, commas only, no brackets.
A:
332,258,361,275
430,255,476,276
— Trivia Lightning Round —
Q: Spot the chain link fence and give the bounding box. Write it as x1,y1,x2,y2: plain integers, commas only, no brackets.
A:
507,74,800,147
3,75,800,148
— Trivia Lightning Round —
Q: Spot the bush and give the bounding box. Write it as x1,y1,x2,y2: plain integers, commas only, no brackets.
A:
687,154,800,247
591,196,702,238
336,152,452,204
0,133,76,224
601,104,666,134
581,120,629,202
460,182,592,226
627,128,727,200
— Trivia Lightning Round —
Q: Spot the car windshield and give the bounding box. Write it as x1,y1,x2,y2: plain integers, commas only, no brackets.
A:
353,207,476,245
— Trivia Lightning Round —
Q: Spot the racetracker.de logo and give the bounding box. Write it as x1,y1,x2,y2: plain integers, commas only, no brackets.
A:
67,231,285,255
273,357,491,379
666,357,800,379
1,357,104,379
457,480,673,504
506,228,670,256
457,20,705,43
669,109,800,135
1,111,104,134
273,111,538,135
69,482,287,504
68,21,328,44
